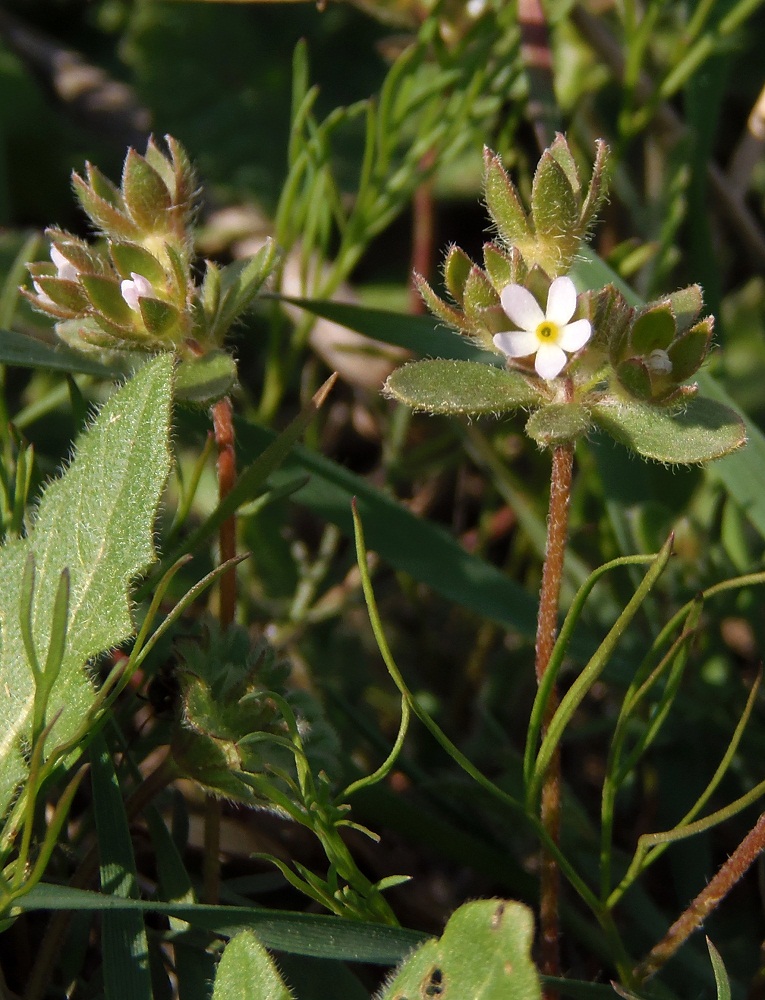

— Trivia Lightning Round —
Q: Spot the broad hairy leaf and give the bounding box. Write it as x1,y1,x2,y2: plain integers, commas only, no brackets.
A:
212,931,293,1000
384,359,542,415
590,396,745,465
378,899,541,1000
0,355,173,816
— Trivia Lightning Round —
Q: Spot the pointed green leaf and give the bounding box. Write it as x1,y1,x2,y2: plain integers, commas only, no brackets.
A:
384,360,542,415
122,150,172,230
81,274,134,326
531,150,579,238
484,148,533,247
667,319,712,380
0,356,173,816
216,241,277,333
591,395,746,464
483,243,526,291
110,243,167,287
706,938,731,1000
616,358,653,400
139,296,181,339
413,275,466,329
31,277,88,314
548,134,580,195
213,931,294,1000
443,246,473,305
580,139,609,230
667,283,704,333
72,174,141,241
630,304,675,354
378,899,541,1000
86,163,123,208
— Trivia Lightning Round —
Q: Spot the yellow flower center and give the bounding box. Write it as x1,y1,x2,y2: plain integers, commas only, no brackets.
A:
536,321,559,342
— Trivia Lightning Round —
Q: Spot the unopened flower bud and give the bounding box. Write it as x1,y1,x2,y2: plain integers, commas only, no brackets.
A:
121,272,154,312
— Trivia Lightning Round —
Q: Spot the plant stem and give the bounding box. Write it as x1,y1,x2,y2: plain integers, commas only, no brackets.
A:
203,396,238,906
634,811,765,983
409,151,436,315
536,438,574,989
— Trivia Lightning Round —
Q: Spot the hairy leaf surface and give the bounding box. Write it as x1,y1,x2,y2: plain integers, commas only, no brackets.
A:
0,355,173,816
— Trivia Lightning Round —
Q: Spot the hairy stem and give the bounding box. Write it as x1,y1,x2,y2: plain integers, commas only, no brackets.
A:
536,440,574,989
204,396,238,906
634,811,765,983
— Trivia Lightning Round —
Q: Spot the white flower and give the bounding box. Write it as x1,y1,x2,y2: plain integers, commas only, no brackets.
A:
34,246,79,306
493,276,592,380
121,272,153,312
51,246,78,282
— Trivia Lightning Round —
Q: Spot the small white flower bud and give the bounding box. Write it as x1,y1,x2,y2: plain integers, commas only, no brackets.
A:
121,272,154,312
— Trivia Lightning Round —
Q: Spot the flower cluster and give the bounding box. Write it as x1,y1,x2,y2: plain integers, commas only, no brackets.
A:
24,137,276,401
384,136,745,464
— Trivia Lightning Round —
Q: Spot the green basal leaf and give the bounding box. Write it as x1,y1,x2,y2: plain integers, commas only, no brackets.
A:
384,359,542,415
175,350,238,405
525,403,591,448
378,899,541,1000
590,395,746,465
212,931,294,1000
0,355,173,816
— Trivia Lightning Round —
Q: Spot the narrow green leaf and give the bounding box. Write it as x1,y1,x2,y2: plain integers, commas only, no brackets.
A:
0,329,124,376
384,359,542,415
278,295,499,364
18,885,427,964
590,396,746,465
0,356,173,816
91,732,154,1000
212,931,293,1000
706,937,731,1000
378,899,541,1000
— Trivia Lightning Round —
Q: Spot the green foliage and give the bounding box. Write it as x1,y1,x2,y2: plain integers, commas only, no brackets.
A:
378,899,541,1000
0,355,173,822
213,931,294,1000
2,3,765,998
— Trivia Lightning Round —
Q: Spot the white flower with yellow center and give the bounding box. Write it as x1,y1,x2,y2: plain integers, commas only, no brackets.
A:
493,276,592,380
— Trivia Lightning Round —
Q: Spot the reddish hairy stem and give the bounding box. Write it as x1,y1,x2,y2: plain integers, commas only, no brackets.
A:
635,812,765,983
203,395,238,906
409,151,436,315
536,440,574,990
211,396,237,628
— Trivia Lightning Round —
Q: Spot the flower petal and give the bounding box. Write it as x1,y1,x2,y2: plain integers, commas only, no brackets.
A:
535,343,567,379
546,276,577,326
493,329,540,358
51,246,78,283
500,284,545,331
558,318,591,352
